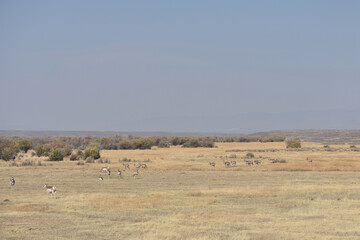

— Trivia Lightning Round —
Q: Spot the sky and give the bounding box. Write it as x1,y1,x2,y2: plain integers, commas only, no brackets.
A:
0,1,359,132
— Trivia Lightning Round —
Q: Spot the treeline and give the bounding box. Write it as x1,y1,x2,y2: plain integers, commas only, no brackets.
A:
0,135,285,161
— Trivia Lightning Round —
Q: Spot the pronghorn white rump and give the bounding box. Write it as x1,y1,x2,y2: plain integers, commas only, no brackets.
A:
98,175,103,180
10,177,15,189
133,169,139,177
43,184,56,197
100,167,110,173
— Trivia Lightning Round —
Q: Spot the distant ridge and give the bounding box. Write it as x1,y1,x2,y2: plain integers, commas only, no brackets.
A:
250,129,360,144
0,130,246,138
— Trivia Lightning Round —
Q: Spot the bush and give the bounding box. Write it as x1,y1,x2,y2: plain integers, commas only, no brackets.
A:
1,147,18,161
229,154,237,158
77,161,85,165
49,148,64,161
158,140,170,148
70,150,83,161
18,139,33,152
84,146,100,159
323,145,330,148
245,153,255,158
63,145,73,157
286,139,301,148
21,160,35,166
350,145,357,149
85,157,94,163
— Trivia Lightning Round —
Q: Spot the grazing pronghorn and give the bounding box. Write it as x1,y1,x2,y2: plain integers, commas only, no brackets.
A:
98,175,103,181
231,161,236,167
140,164,147,169
244,160,253,165
117,169,122,177
10,177,15,189
223,160,230,167
43,184,56,198
306,157,312,163
100,167,110,173
122,163,130,170
134,163,141,169
209,162,216,167
133,169,139,177
254,160,262,165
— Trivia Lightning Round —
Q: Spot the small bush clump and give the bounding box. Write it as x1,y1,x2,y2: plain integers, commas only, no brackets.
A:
84,146,100,160
245,153,255,158
48,148,64,161
286,139,301,148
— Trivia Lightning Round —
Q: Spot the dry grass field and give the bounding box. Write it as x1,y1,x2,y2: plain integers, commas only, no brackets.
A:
1,142,360,239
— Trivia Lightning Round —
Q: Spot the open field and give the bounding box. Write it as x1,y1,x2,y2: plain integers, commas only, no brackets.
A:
1,142,360,239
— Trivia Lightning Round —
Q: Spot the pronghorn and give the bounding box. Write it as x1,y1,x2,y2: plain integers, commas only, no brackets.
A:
133,169,139,177
222,159,230,167
117,169,122,177
100,167,110,173
107,169,111,177
10,176,15,189
306,157,312,163
254,159,262,165
122,163,130,170
244,159,253,165
209,162,216,167
134,163,141,169
140,164,147,169
231,161,236,167
98,175,103,181
43,184,56,197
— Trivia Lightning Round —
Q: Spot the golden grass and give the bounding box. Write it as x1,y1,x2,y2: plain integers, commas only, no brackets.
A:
1,142,360,239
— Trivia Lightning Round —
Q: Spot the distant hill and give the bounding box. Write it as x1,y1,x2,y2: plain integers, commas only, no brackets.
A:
250,129,360,144
0,130,246,138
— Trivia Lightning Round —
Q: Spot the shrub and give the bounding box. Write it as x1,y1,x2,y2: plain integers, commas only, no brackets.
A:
229,154,237,158
245,153,255,158
77,161,85,165
49,148,64,161
18,139,33,152
84,146,100,159
85,157,95,163
286,139,301,148
63,145,73,157
1,147,18,161
21,160,35,166
350,145,357,149
70,150,83,161
323,145,330,148
158,140,170,148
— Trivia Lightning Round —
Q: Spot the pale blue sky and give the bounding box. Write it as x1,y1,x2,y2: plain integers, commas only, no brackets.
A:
1,1,359,132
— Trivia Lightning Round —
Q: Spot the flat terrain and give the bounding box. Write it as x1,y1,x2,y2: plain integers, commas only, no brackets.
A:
1,142,360,239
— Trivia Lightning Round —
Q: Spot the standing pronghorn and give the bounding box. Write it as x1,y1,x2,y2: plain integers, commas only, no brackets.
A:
133,169,139,177
306,157,312,163
117,169,122,177
140,164,147,169
230,161,236,167
100,167,110,173
122,163,130,170
223,160,230,167
209,162,216,167
107,168,111,178
134,163,141,170
43,184,56,198
10,176,15,189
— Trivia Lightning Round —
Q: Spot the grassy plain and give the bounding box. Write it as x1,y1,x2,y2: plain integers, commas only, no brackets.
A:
1,142,360,239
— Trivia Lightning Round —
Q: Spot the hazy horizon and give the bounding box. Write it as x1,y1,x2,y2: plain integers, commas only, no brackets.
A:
1,1,359,132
